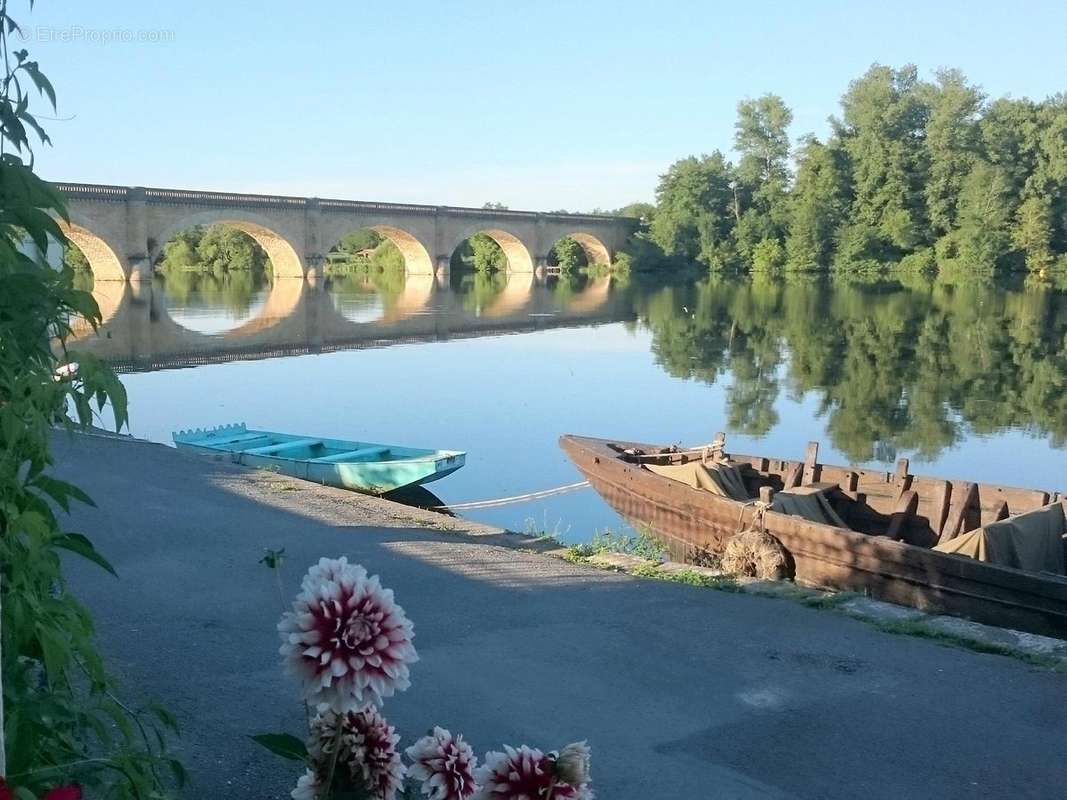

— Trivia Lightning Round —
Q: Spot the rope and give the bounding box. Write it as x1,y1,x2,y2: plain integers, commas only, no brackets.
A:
626,441,724,461
736,499,772,533
434,480,590,511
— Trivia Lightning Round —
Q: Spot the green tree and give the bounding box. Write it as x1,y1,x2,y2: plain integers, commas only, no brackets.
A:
834,64,929,259
950,161,1014,271
615,201,655,222
650,153,738,269
551,237,588,271
922,68,984,237
335,229,383,255
785,137,850,270
62,243,91,273
196,224,268,274
733,95,793,262
159,227,200,271
1013,196,1055,271
471,233,507,272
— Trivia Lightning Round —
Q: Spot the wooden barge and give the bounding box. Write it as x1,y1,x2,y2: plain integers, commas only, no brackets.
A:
560,434,1067,637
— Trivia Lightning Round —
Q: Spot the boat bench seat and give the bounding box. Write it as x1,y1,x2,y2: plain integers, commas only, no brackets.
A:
243,438,322,456
310,446,390,464
203,431,270,446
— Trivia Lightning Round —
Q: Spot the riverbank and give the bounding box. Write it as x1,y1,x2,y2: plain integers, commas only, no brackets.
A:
54,431,1067,799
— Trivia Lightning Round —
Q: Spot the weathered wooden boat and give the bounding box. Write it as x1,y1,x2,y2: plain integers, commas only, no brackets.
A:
560,434,1067,636
174,423,465,494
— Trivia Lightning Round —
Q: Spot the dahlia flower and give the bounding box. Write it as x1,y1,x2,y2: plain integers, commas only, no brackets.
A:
406,727,479,800
278,556,417,710
307,706,405,800
554,742,591,788
474,745,593,799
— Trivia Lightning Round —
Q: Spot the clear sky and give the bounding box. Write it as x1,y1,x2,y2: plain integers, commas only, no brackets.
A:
23,0,1067,211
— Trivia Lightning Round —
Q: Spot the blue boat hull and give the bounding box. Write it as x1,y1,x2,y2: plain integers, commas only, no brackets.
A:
172,423,465,495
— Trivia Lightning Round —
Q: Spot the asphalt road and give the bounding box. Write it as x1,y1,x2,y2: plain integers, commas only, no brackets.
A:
53,433,1067,800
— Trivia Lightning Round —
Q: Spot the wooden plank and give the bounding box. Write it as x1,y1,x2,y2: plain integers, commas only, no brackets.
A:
784,462,803,488
989,499,1009,523
802,441,820,485
885,490,919,542
930,480,953,541
840,471,858,493
938,482,978,544
895,458,913,494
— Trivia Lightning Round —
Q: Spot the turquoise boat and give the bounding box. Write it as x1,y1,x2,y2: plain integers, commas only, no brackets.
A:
172,423,465,495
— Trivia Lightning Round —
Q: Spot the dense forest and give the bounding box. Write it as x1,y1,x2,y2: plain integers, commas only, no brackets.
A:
625,65,1067,276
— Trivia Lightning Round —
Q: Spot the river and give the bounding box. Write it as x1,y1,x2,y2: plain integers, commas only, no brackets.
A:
75,266,1067,542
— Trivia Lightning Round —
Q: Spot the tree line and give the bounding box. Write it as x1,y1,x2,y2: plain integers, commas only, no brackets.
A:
632,65,1067,275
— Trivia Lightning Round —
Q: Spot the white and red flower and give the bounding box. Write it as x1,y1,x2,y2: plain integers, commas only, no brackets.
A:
307,706,406,800
406,727,479,800
278,557,417,711
474,745,593,799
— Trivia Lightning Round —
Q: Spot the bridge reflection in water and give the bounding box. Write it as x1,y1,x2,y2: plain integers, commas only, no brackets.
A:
69,271,629,373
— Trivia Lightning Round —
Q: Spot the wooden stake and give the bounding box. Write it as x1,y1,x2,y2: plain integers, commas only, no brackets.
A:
803,441,820,485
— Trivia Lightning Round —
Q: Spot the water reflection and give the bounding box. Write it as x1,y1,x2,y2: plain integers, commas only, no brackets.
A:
637,273,1067,463
72,266,630,370
154,271,273,335
73,268,1067,469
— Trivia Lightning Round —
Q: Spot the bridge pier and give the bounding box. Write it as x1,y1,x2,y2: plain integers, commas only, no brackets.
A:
304,254,325,283
435,255,451,281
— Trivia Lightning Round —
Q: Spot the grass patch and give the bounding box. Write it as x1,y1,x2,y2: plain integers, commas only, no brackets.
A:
629,563,741,591
566,526,667,563
800,590,860,609
867,618,1065,670
523,513,571,545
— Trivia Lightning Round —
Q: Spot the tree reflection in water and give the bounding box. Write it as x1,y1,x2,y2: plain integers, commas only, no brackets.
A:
637,272,1067,462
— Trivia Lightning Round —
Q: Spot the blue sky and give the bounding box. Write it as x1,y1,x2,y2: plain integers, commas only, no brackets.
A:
24,0,1067,211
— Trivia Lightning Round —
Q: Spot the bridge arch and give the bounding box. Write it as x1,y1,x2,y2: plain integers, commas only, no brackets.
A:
150,211,305,279
59,220,127,282
551,232,611,267
450,227,534,273
324,224,434,276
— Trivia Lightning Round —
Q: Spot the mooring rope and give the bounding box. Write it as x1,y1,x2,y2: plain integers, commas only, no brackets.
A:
435,480,591,511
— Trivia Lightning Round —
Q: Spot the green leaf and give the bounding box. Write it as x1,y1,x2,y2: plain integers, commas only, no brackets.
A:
23,61,57,110
168,758,189,787
250,733,308,762
36,624,69,686
32,473,96,511
53,532,118,577
149,701,181,734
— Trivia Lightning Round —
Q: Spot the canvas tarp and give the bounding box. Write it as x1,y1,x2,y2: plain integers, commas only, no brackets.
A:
645,460,750,501
933,502,1067,574
772,487,849,529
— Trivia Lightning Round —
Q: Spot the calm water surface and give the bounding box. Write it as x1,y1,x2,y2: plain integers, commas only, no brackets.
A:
84,268,1067,542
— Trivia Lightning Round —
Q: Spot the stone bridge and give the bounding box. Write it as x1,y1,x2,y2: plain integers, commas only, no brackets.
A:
54,183,637,282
